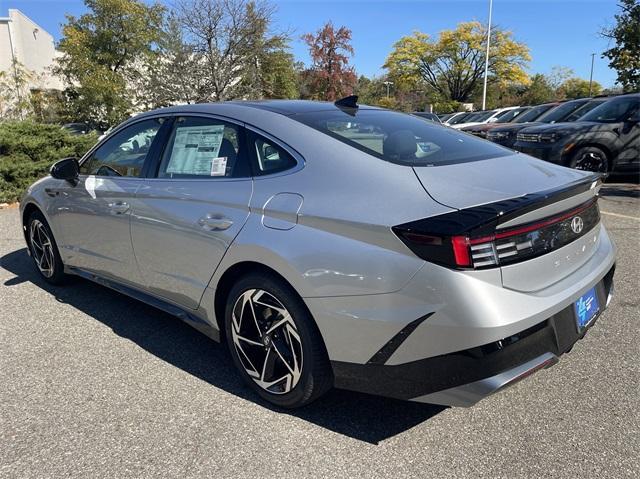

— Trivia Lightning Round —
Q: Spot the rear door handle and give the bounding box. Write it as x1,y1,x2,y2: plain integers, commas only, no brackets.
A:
108,201,130,214
198,214,233,231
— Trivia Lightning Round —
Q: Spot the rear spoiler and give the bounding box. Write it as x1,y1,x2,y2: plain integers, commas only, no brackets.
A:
397,174,603,238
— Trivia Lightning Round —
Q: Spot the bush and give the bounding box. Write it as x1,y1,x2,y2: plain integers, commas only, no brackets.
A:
0,121,98,203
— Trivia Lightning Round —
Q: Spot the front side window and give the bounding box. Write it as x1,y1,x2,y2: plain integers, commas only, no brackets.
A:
578,97,640,123
295,109,512,166
157,117,248,179
80,119,162,177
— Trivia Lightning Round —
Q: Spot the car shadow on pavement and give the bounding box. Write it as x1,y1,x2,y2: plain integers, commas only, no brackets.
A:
1,247,445,444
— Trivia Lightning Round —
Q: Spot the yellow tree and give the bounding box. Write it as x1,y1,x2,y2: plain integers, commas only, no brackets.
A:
384,21,530,103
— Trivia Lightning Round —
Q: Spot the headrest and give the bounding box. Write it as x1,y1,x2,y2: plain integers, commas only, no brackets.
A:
382,129,417,160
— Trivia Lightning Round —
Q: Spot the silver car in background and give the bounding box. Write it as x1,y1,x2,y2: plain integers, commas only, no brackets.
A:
20,97,616,408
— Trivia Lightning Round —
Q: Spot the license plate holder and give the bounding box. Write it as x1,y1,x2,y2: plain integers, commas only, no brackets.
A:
574,286,600,332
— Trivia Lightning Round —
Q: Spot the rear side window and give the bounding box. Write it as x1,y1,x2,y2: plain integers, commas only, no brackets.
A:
295,109,511,166
156,117,249,179
80,119,162,177
247,131,297,176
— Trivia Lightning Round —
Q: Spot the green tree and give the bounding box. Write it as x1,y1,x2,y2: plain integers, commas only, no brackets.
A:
240,1,298,99
520,74,556,105
140,15,204,108
384,22,530,103
259,48,299,99
602,0,640,91
558,78,603,99
56,0,165,126
0,60,35,120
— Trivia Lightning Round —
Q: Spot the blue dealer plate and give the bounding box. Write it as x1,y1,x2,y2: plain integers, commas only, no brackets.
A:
574,287,600,331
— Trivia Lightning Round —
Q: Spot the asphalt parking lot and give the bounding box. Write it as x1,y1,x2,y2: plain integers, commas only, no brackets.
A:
1,178,639,479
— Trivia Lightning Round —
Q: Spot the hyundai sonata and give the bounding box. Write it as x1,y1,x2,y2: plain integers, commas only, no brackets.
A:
20,97,616,408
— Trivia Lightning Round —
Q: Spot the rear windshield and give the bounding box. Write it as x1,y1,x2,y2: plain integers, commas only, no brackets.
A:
294,109,512,166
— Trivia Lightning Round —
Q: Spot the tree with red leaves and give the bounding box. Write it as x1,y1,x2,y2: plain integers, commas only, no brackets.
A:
302,22,357,101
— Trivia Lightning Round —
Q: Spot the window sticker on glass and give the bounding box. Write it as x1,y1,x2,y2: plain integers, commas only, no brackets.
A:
210,157,227,176
166,125,225,176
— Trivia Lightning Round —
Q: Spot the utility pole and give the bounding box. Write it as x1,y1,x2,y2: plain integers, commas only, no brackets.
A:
589,53,596,96
481,0,493,110
383,80,394,98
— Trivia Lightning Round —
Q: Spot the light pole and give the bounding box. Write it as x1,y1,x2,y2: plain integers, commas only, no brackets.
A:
383,81,394,98
481,0,493,110
588,53,596,96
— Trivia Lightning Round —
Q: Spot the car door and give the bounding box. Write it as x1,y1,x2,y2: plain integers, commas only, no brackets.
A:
130,116,253,309
53,117,167,286
615,101,640,170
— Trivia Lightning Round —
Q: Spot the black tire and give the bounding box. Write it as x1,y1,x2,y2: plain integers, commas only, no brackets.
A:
224,271,333,408
26,210,67,285
568,146,609,173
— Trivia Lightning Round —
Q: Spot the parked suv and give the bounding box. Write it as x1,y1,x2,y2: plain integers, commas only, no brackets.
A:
514,94,640,172
471,98,604,145
486,103,559,147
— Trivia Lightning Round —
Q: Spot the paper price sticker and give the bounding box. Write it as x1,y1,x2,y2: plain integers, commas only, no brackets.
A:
211,157,227,176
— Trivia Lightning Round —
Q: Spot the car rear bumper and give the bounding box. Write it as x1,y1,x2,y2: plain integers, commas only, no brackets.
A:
307,220,616,406
330,264,614,406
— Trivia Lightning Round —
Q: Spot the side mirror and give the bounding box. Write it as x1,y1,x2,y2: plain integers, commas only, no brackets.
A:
51,157,79,183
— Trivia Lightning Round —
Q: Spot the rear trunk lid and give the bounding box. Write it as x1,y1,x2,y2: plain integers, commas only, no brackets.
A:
412,153,589,210
413,155,603,292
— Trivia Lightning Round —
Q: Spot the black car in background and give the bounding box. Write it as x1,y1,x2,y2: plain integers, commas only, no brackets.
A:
480,97,609,147
513,93,640,173
485,102,559,147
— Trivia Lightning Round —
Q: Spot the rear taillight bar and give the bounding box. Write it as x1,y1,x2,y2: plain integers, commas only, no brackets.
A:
394,197,600,269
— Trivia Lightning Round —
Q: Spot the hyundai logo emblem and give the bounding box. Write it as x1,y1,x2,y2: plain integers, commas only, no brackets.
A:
571,216,584,234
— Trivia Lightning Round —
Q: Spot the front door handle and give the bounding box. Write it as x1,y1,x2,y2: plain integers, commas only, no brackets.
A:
198,214,233,231
108,201,130,214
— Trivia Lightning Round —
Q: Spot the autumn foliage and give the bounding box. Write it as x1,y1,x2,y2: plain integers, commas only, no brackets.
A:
302,22,357,101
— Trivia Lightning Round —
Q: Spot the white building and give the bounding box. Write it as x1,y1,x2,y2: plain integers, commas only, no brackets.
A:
0,8,63,91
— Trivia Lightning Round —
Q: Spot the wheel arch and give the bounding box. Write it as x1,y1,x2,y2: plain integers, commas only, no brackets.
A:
212,260,320,345
564,142,615,171
21,202,44,245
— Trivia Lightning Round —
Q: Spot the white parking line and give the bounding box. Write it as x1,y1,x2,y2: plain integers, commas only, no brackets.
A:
601,210,640,221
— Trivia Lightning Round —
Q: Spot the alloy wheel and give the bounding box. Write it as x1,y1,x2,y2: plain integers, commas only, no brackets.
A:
574,152,606,172
29,219,55,278
230,289,303,394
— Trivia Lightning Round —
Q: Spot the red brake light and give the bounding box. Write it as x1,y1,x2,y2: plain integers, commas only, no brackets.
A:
451,236,471,267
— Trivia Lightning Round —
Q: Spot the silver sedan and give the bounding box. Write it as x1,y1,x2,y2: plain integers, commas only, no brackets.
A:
20,97,616,408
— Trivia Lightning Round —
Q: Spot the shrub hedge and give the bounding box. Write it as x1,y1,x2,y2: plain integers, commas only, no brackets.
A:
0,121,98,203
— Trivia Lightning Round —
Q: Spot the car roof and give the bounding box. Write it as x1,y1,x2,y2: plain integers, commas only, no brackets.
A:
227,100,382,115
124,100,387,131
